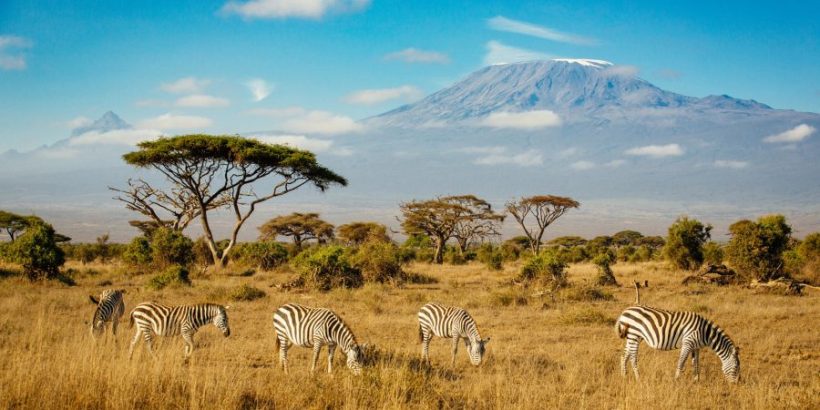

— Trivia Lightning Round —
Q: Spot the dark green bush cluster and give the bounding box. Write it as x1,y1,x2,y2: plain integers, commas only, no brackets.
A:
4,220,65,281
592,251,617,286
239,241,289,271
789,233,820,285
662,217,712,270
399,234,435,263
476,243,504,271
148,265,191,290
518,251,567,287
122,236,153,267
291,245,362,291
349,240,404,283
725,215,792,281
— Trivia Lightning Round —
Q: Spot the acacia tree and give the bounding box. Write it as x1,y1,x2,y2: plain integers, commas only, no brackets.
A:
0,211,29,242
506,195,580,254
336,222,390,245
259,212,335,249
116,135,346,266
449,195,504,255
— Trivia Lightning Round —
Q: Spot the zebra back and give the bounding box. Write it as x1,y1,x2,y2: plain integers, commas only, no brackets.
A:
131,302,230,337
90,289,125,336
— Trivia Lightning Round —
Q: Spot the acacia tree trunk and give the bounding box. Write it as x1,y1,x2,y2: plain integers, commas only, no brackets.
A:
457,238,468,256
433,235,446,264
197,203,222,266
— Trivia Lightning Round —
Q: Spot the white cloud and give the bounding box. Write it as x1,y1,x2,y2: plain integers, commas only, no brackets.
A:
344,85,422,105
246,78,273,102
570,160,596,170
474,149,543,167
714,160,749,169
487,16,596,46
484,40,552,66
558,147,577,158
161,77,211,94
281,110,362,134
221,0,370,19
480,110,562,129
69,129,163,146
66,117,92,129
605,159,626,167
625,144,684,158
602,65,639,77
175,94,230,108
762,124,816,143
0,35,32,70
254,134,353,156
137,113,213,130
384,48,450,64
457,146,508,155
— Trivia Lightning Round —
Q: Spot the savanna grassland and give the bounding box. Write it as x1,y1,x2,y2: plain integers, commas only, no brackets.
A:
0,260,817,409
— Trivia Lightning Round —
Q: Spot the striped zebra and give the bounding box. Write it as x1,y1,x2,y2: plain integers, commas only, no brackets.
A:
418,302,490,367
89,289,125,338
273,303,364,375
128,302,231,358
616,305,740,382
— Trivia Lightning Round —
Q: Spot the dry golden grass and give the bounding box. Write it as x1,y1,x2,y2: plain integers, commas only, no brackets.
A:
0,260,818,409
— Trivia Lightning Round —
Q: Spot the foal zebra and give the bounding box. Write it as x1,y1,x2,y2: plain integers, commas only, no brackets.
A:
89,289,125,338
616,305,740,382
418,302,489,366
129,302,230,358
273,303,364,375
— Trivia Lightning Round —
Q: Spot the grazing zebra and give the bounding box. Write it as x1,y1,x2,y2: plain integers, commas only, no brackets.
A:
89,289,125,338
616,305,740,382
418,302,490,367
128,302,230,358
273,303,364,375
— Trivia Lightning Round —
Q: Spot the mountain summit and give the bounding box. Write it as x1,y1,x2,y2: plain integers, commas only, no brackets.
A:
70,111,131,137
370,59,772,128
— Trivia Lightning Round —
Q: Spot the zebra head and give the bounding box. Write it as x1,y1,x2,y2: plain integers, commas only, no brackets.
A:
723,345,740,383
467,337,490,366
213,305,231,337
346,344,364,375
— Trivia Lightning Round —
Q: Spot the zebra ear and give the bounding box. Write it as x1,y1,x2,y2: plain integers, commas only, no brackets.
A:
119,289,127,294
484,337,490,344
89,295,99,305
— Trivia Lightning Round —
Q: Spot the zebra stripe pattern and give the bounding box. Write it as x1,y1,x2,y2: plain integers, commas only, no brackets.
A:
129,302,230,358
616,305,740,382
273,303,363,374
418,302,489,366
89,289,125,338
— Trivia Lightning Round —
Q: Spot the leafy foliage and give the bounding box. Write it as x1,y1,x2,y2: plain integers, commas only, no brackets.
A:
349,240,404,283
239,241,289,270
476,243,504,271
259,213,334,249
662,217,712,270
148,265,191,290
230,284,266,301
725,215,792,281
122,236,153,267
506,195,580,253
518,250,567,287
291,245,362,291
336,222,390,245
150,228,194,268
5,219,66,280
703,242,724,265
593,251,618,286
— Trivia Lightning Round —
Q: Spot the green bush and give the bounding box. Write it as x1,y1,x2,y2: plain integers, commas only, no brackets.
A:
593,252,617,286
725,215,792,281
501,236,530,261
476,243,504,271
230,284,266,301
793,233,820,285
443,246,467,265
148,265,191,290
6,219,65,281
349,240,404,283
122,236,153,267
239,241,289,271
518,251,567,287
150,228,194,268
291,245,362,291
702,241,724,265
400,234,435,263
662,217,712,270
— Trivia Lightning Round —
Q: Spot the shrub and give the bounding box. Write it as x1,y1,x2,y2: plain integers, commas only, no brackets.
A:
74,244,99,264
593,252,618,286
662,217,712,270
122,236,153,267
725,215,792,281
349,240,403,283
518,251,567,287
230,284,266,301
702,241,724,265
239,241,289,271
561,285,614,302
501,236,530,261
148,265,191,290
793,233,820,285
443,246,467,265
476,243,504,271
150,228,194,268
400,234,435,263
5,219,65,280
291,245,362,291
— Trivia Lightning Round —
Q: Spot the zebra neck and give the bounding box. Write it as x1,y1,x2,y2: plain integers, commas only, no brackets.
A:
465,323,481,342
190,306,217,330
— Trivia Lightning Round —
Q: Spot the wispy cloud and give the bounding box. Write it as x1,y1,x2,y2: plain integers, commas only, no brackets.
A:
762,124,816,143
253,134,352,156
625,144,684,158
484,40,552,66
221,0,370,19
487,16,597,46
602,65,639,77
175,94,230,108
246,78,273,102
473,148,543,167
480,110,562,129
384,48,449,64
69,129,163,146
604,159,626,167
161,77,211,94
137,113,213,130
558,147,578,158
714,160,749,169
65,117,92,129
0,35,33,70
570,160,596,170
344,85,422,105
249,107,362,134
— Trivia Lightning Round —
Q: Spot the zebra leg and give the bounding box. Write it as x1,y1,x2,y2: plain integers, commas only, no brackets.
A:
311,342,323,373
327,344,336,373
676,343,693,379
278,338,290,374
143,331,156,358
420,328,432,364
450,337,459,367
182,331,195,357
691,349,700,381
625,338,640,380
129,329,142,359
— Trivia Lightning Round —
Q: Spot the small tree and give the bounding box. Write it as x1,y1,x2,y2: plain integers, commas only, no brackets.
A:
150,227,194,268
259,213,334,249
336,222,390,246
399,197,466,264
449,195,504,255
6,219,65,280
123,236,153,267
725,215,792,281
612,230,644,248
116,135,346,267
506,195,580,254
662,216,712,270
593,251,618,286
0,210,29,242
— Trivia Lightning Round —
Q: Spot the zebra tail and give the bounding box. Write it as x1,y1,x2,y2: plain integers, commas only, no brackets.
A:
129,311,135,329
615,320,629,339
418,324,423,343
275,333,280,351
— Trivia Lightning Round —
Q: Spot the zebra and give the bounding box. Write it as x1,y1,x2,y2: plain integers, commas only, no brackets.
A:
128,302,230,358
89,289,125,338
273,303,364,375
418,302,490,367
616,305,740,382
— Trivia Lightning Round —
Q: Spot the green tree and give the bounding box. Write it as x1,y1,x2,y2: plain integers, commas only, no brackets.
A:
6,219,65,280
662,216,712,270
506,195,580,253
150,227,194,268
123,236,153,267
0,210,29,242
725,215,792,281
612,230,644,247
336,222,391,245
399,196,479,264
259,212,334,250
116,135,346,266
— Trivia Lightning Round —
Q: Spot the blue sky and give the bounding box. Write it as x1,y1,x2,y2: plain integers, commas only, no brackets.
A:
1,0,818,152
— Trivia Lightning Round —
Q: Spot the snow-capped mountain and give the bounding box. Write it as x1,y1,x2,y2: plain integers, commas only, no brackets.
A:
69,111,131,138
